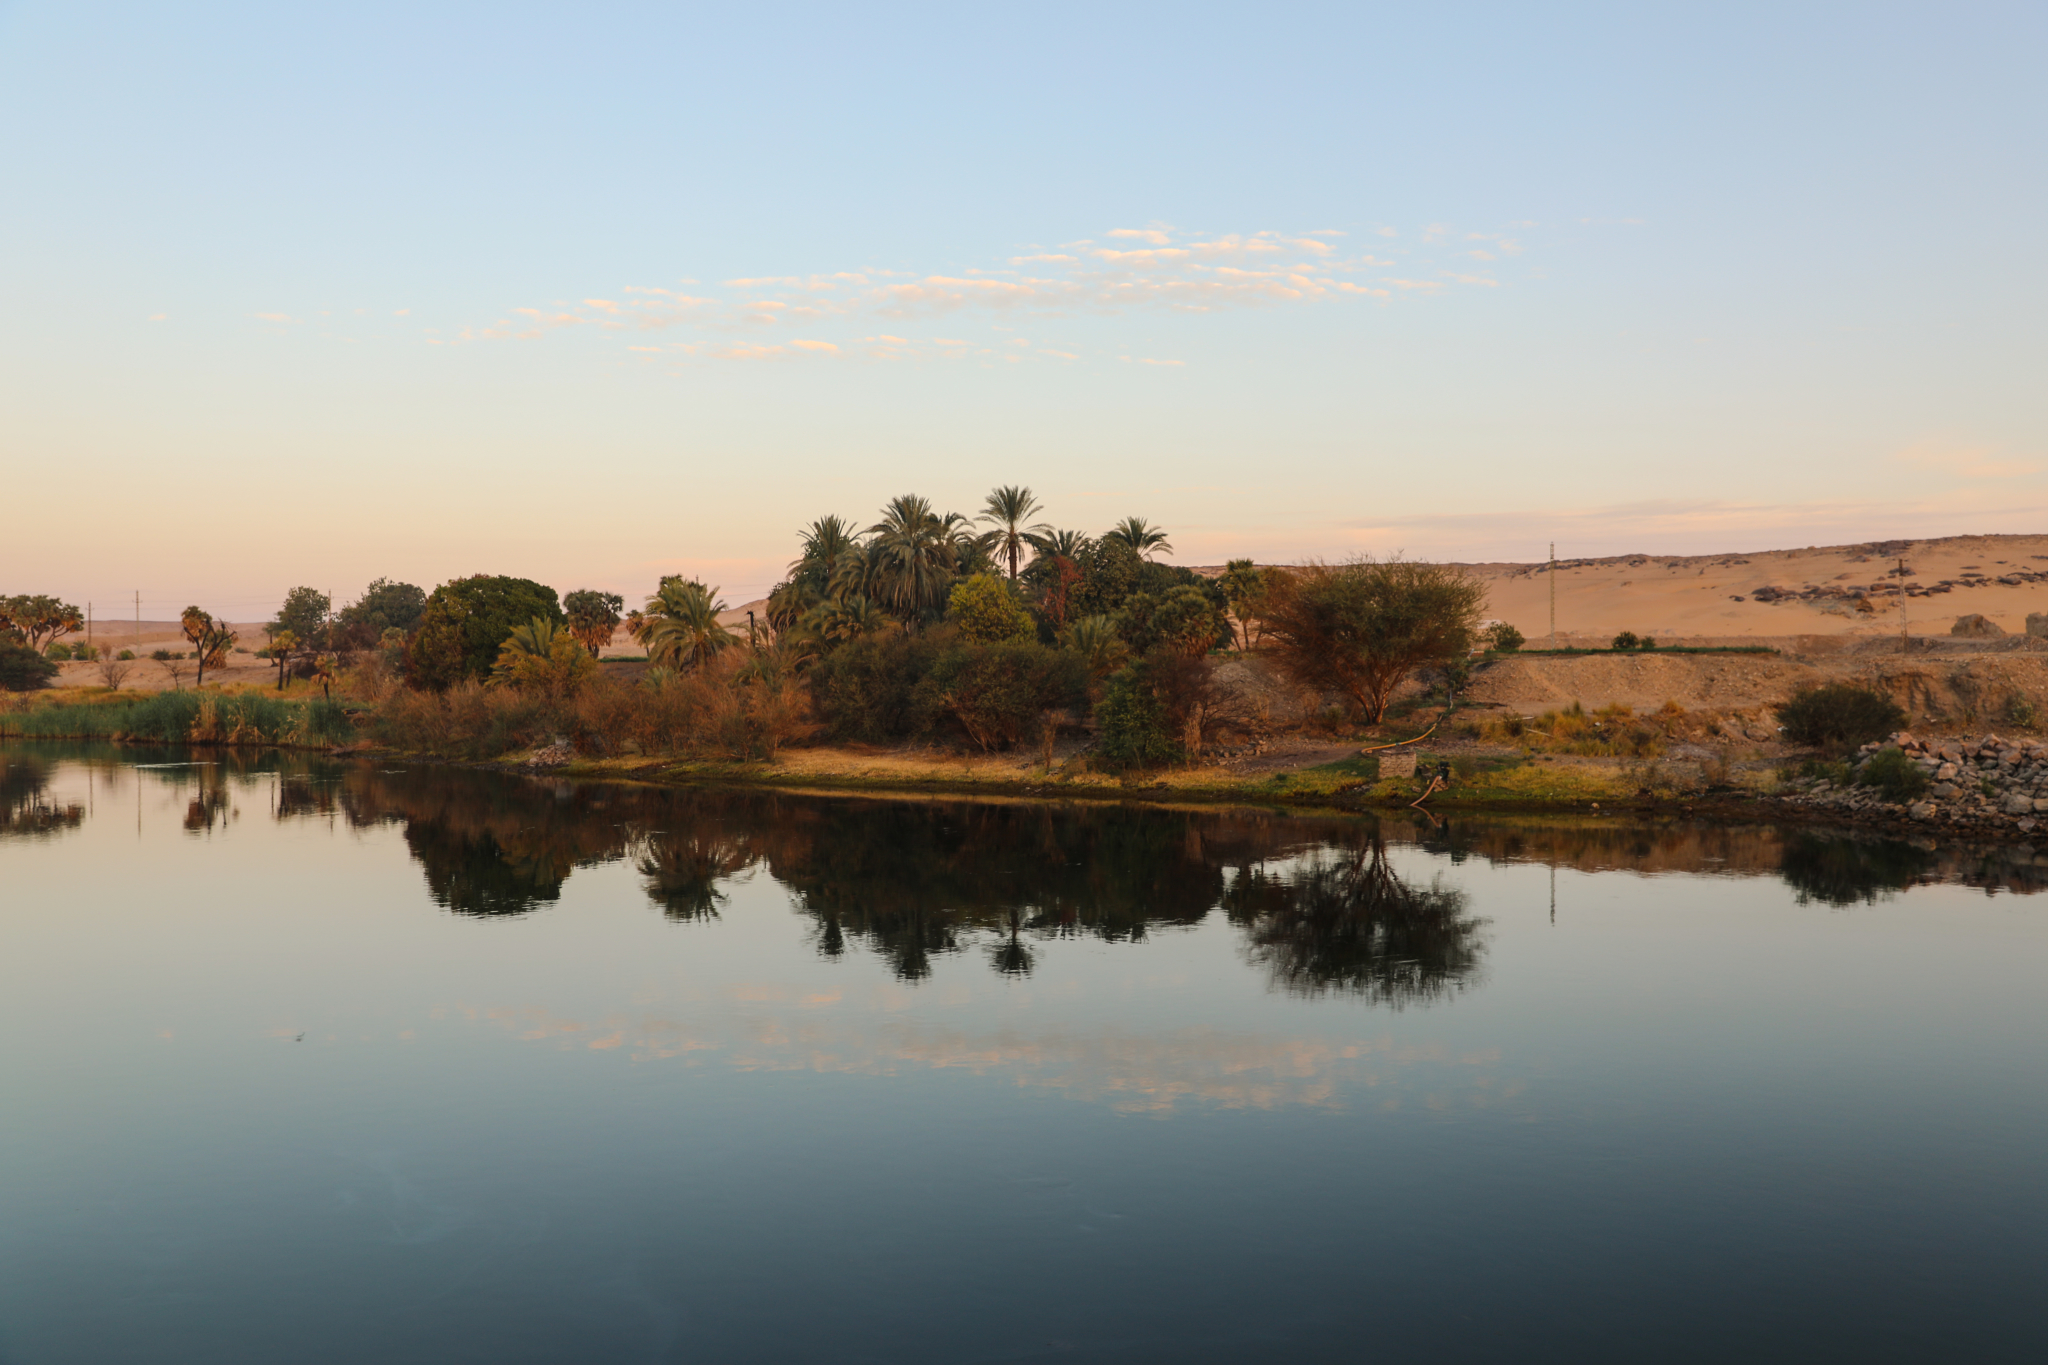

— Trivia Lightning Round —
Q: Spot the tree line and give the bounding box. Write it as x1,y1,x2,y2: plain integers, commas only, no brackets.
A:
4,488,1492,768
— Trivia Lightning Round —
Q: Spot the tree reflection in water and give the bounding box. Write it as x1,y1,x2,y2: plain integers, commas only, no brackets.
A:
0,752,83,840
1778,831,1938,907
18,741,2044,987
1224,836,1486,1004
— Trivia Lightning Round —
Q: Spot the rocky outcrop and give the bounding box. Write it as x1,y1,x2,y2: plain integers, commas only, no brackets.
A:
1952,614,2005,638
1777,730,2048,833
2027,613,2048,639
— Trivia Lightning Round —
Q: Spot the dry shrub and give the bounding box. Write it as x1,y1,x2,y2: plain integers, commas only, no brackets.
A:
1478,700,1666,757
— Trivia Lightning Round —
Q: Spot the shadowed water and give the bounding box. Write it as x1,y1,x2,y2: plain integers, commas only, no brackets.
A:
3,742,2045,1363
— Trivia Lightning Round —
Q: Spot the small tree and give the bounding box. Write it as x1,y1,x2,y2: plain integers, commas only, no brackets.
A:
490,618,598,697
180,607,238,687
1219,559,1265,650
267,629,299,690
1260,558,1486,724
564,589,625,657
1484,622,1525,652
0,640,58,692
948,574,1035,644
269,587,331,651
95,650,134,690
1611,631,1640,650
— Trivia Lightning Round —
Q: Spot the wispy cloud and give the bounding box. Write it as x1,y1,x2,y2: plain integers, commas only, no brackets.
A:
1895,440,2042,480
447,221,1529,361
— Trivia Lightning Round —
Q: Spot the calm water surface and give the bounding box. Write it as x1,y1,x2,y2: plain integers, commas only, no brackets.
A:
3,742,2046,1363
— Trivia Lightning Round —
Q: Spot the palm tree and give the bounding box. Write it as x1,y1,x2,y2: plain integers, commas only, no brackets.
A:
1026,528,1088,561
867,494,969,626
791,516,860,587
977,485,1050,581
633,578,739,671
1105,516,1172,559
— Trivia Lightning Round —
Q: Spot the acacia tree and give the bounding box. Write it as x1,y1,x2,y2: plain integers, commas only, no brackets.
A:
0,596,86,651
1259,558,1486,724
563,590,624,657
180,607,239,688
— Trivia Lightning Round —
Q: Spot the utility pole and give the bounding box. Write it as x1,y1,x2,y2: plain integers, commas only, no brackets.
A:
1549,542,1557,650
87,602,92,649
1899,556,1910,652
135,591,141,651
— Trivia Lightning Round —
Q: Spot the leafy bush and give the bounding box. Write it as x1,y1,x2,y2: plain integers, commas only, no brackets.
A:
913,642,1085,751
0,641,59,691
1776,683,1907,755
1096,664,1178,767
1611,631,1640,650
406,575,565,691
807,631,941,741
44,642,72,661
1484,622,1525,651
1858,746,1929,802
116,649,136,661
150,649,173,662
948,574,1036,644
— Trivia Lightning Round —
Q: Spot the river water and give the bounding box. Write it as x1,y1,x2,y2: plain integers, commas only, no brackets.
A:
3,741,2045,1363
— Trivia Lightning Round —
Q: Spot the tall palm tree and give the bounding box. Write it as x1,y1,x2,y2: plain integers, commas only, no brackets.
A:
633,578,739,671
791,516,860,587
867,494,968,626
977,485,1050,581
1105,516,1173,559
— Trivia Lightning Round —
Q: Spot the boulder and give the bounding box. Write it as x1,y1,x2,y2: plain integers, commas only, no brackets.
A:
2003,793,2038,816
2028,612,2048,639
1952,614,2006,638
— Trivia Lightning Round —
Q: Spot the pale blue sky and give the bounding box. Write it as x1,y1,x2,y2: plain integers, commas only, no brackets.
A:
3,1,2041,615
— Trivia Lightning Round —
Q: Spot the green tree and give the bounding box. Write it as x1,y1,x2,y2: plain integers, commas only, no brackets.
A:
563,590,624,657
1219,559,1265,649
1484,622,1525,652
948,574,1036,644
1117,585,1228,658
1095,662,1180,766
1104,516,1173,559
913,642,1086,752
1071,536,1144,619
1060,615,1129,685
0,640,58,692
977,486,1050,581
1259,558,1487,723
335,579,428,647
269,587,331,649
867,494,971,626
633,578,738,671
0,595,85,651
406,576,565,691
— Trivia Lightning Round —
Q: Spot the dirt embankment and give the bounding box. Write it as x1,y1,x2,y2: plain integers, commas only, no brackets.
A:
1463,641,2048,733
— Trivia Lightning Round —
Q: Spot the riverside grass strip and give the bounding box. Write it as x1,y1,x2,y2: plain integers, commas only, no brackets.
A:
0,691,355,746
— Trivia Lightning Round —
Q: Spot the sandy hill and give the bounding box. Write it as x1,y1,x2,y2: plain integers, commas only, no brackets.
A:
1212,533,2048,644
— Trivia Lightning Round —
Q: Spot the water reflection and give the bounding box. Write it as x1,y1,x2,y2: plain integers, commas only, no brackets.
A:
1224,836,1485,1004
0,752,83,840
11,742,2048,985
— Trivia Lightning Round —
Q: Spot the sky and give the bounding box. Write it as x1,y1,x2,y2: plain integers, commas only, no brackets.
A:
2,0,2043,619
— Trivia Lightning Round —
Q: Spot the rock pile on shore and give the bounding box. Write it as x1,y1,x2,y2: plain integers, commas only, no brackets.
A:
1779,731,2048,831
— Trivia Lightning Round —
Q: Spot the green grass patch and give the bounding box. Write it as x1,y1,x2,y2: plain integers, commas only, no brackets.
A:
1504,646,1777,656
0,690,356,746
